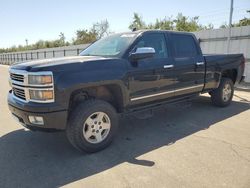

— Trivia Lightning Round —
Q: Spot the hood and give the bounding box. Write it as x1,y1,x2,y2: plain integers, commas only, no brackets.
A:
10,56,107,72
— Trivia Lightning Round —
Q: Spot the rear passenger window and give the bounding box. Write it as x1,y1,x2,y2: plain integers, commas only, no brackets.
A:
172,34,198,57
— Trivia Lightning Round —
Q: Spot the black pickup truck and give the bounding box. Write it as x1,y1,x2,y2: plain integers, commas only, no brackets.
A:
8,30,245,152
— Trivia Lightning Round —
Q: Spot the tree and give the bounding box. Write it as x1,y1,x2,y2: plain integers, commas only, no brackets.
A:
92,19,110,39
203,23,214,30
220,10,250,28
73,29,97,45
174,13,202,32
129,13,147,30
149,17,174,30
45,41,53,48
234,10,250,27
73,20,110,44
59,32,66,45
34,40,45,49
220,23,228,28
128,13,203,32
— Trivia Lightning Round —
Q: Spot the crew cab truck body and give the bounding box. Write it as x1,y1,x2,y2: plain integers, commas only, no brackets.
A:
8,30,245,152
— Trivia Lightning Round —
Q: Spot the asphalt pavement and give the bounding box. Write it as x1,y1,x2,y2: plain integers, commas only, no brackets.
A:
0,65,250,188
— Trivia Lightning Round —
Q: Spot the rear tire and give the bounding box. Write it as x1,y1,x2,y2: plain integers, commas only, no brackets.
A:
210,78,234,107
66,99,118,153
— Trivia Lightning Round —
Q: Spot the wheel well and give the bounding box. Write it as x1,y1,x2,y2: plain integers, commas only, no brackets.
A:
69,85,124,114
221,69,237,84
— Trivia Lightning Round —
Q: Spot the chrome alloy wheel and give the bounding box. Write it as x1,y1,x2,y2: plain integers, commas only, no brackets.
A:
222,83,232,102
83,112,111,144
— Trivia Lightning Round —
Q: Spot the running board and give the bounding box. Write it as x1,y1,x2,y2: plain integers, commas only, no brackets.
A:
121,94,199,116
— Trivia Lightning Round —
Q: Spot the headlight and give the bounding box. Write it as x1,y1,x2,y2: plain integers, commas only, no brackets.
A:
28,75,53,85
29,89,54,102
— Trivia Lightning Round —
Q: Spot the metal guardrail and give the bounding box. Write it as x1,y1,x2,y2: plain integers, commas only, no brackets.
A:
0,44,89,65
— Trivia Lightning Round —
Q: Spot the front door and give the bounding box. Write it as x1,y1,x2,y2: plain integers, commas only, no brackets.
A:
127,32,175,105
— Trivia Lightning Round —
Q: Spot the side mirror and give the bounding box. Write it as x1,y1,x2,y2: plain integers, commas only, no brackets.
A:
129,47,155,61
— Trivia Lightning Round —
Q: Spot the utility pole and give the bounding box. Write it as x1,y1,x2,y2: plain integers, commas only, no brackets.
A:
227,0,234,53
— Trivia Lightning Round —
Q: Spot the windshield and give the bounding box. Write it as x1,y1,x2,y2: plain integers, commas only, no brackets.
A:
79,33,137,57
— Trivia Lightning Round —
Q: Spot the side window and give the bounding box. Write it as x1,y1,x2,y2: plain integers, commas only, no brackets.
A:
134,33,168,58
172,34,198,58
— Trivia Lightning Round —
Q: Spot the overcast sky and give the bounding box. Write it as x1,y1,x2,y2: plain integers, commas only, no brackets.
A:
0,0,249,48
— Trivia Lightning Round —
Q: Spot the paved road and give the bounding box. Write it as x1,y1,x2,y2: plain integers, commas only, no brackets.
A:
0,65,250,188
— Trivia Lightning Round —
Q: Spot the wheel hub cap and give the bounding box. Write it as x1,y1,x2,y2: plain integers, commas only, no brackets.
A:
83,112,111,144
222,83,232,102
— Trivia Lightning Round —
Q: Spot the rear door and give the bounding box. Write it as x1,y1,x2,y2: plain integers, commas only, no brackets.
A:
170,33,205,96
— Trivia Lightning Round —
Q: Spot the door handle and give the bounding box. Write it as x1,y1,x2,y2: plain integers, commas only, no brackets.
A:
164,65,174,69
196,62,204,66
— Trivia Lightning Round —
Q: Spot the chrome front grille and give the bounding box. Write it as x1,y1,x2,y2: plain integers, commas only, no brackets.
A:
10,73,24,83
9,70,27,102
9,69,54,103
13,87,26,100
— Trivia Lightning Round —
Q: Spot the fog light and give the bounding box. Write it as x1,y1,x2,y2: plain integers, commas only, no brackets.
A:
28,116,44,125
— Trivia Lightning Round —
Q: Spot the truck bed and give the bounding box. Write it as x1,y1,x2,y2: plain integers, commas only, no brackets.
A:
203,53,245,91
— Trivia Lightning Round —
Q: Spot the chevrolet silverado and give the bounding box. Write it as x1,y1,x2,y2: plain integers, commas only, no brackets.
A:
8,30,245,152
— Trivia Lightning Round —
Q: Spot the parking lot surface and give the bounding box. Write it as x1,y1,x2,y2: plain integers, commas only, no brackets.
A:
0,65,250,188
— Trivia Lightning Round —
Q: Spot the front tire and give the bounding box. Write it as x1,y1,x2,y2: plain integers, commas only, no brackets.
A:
210,78,234,107
66,99,118,153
